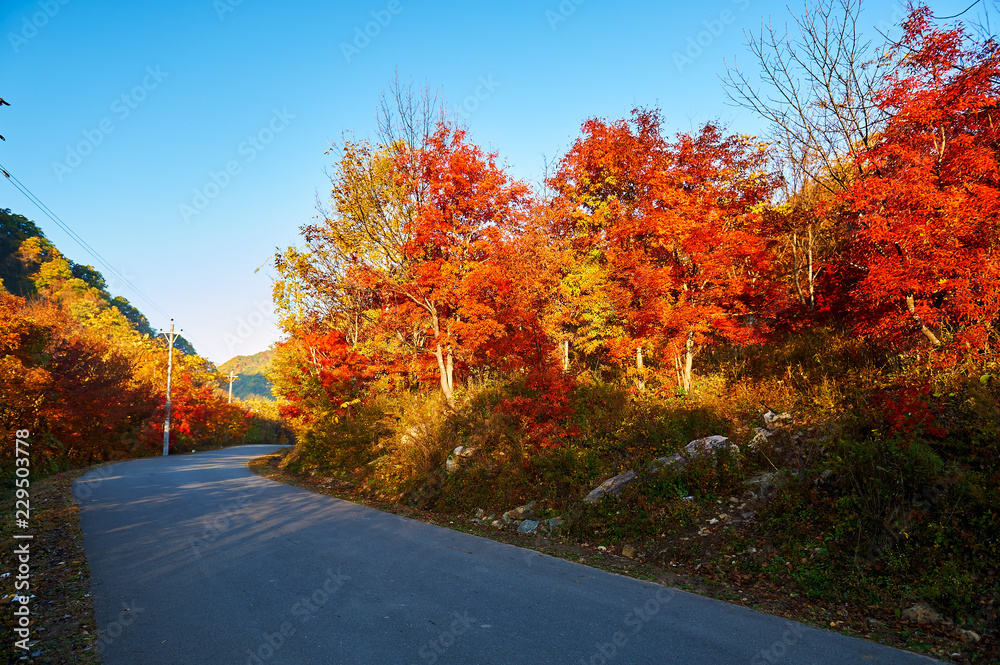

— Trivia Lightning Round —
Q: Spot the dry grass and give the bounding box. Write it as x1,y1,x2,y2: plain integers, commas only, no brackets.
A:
1,467,99,665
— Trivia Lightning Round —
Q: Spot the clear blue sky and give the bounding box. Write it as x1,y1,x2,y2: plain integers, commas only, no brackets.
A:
0,0,986,363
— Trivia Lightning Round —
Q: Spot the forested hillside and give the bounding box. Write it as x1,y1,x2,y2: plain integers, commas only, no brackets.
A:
219,350,275,401
0,208,285,470
261,6,1000,653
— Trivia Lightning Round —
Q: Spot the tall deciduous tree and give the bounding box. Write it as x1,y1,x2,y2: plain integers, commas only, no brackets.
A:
846,7,1000,357
552,110,780,390
376,122,532,407
724,0,898,319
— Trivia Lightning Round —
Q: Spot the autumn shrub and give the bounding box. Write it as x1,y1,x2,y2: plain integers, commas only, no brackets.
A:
241,398,294,445
494,368,579,451
0,293,160,473
364,391,456,499
567,482,702,547
740,360,1000,632
429,377,578,511
279,401,386,478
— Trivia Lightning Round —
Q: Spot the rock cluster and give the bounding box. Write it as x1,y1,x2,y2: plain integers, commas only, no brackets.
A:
583,435,741,503
445,445,477,474
470,502,563,535
582,410,793,503
647,435,738,473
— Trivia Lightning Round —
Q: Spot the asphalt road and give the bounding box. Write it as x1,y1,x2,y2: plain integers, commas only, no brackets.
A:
75,445,941,665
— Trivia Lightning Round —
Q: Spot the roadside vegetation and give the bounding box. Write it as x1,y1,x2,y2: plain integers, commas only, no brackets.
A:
260,330,1000,662
0,206,292,476
3,2,998,663
263,5,1000,662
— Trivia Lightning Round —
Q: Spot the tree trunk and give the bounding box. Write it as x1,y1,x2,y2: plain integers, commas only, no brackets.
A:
635,345,646,391
792,231,806,308
906,294,942,347
562,339,570,373
434,343,456,409
792,225,817,312
681,332,694,393
807,223,815,312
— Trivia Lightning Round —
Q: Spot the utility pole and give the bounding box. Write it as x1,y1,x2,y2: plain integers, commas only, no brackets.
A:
226,370,238,404
161,320,182,456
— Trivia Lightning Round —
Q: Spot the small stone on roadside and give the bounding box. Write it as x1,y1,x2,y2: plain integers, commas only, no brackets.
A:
956,628,980,643
901,602,942,624
517,519,540,534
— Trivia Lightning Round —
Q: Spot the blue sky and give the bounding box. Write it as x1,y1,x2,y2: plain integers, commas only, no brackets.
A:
0,0,986,363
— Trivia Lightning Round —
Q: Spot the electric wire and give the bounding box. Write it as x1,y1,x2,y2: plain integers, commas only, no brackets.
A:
932,0,984,20
0,160,171,320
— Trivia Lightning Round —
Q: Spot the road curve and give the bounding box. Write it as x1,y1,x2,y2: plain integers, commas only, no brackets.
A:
75,445,940,665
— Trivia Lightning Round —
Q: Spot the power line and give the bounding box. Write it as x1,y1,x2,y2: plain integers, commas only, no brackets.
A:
932,0,983,20
0,160,170,321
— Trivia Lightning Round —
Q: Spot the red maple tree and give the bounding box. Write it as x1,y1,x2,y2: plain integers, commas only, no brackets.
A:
551,110,780,389
846,7,1000,359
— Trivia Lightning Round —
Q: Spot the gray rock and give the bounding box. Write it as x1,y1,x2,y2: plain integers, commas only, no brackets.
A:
586,436,739,504
583,470,638,503
649,435,737,473
649,454,684,471
621,544,636,558
514,501,537,517
901,603,942,624
763,410,792,426
546,518,564,532
474,508,485,519
747,428,775,449
518,520,540,534
446,445,478,474
743,471,781,500
956,628,981,643
400,424,429,448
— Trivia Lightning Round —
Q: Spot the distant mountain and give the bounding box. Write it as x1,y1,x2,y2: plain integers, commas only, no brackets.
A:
219,349,274,401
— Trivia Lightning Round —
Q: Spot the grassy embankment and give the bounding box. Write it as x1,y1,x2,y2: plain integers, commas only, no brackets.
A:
256,328,1000,663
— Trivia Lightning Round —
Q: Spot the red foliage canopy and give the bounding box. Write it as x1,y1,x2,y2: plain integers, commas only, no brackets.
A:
847,7,1000,356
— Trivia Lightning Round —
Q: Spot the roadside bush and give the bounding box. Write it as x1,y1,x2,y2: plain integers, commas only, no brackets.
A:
279,401,386,477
